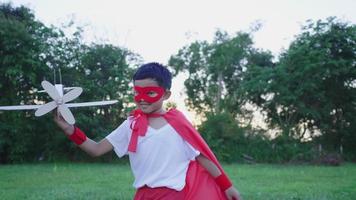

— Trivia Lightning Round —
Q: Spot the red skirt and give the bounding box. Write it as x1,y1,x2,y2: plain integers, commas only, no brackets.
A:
133,186,186,200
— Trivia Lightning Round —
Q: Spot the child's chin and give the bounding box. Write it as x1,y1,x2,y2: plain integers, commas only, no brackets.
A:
140,106,151,112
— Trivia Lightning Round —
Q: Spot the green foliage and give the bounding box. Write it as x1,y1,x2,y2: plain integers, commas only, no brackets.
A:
169,30,271,116
0,3,139,163
198,112,245,162
239,17,356,154
0,3,54,163
67,43,137,139
198,112,314,163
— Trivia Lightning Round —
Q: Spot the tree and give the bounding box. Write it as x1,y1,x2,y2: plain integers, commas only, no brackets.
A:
198,111,246,162
240,18,356,154
169,30,271,117
73,44,137,139
0,3,57,163
169,30,276,162
0,3,140,163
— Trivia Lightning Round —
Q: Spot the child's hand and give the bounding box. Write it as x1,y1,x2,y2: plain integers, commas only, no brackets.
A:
53,110,74,135
225,186,241,200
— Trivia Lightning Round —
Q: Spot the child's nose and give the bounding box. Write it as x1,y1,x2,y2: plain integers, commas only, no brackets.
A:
138,99,147,103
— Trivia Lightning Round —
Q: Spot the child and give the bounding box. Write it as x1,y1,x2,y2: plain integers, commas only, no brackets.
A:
54,62,241,200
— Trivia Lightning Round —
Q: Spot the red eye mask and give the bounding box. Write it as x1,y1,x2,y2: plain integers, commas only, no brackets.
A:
134,86,165,103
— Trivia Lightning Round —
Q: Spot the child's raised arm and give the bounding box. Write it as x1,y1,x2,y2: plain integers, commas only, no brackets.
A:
53,112,113,157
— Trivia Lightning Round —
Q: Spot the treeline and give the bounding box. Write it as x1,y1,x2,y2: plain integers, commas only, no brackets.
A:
0,3,138,163
0,3,355,163
169,17,356,163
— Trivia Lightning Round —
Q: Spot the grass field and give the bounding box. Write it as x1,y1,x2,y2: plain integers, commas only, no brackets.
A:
0,163,355,200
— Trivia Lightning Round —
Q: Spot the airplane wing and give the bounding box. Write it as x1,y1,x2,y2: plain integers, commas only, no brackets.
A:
66,100,118,108
0,100,117,110
0,105,42,110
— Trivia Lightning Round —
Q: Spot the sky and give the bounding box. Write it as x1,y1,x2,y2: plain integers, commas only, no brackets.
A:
4,0,356,123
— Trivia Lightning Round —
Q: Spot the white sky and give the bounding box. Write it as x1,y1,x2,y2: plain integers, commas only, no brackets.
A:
4,0,356,123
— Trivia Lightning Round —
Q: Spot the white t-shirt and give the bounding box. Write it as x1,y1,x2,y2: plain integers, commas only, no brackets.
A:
106,118,200,191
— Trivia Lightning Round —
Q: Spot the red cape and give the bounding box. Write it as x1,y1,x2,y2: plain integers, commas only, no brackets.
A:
130,109,229,200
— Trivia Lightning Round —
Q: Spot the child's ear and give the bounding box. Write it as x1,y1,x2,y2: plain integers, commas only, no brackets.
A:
163,90,171,100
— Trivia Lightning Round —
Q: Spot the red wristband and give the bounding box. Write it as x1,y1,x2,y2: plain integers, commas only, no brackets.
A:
215,173,232,191
68,127,87,145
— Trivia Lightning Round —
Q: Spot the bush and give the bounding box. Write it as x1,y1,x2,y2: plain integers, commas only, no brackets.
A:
198,112,320,163
198,112,245,162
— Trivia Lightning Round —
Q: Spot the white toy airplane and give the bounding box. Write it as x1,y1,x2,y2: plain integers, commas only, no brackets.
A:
0,80,118,125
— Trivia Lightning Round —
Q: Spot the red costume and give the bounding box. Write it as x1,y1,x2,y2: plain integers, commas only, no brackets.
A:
130,109,230,200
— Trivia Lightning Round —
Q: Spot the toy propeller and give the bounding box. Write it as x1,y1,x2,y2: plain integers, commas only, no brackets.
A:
34,81,83,124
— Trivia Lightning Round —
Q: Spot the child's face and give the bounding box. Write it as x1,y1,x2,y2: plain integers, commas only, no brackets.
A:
133,78,171,114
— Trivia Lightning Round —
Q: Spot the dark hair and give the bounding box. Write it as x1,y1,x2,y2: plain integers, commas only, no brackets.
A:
133,62,172,90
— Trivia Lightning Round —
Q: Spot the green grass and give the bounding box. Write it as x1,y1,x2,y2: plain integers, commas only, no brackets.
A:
0,163,355,200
